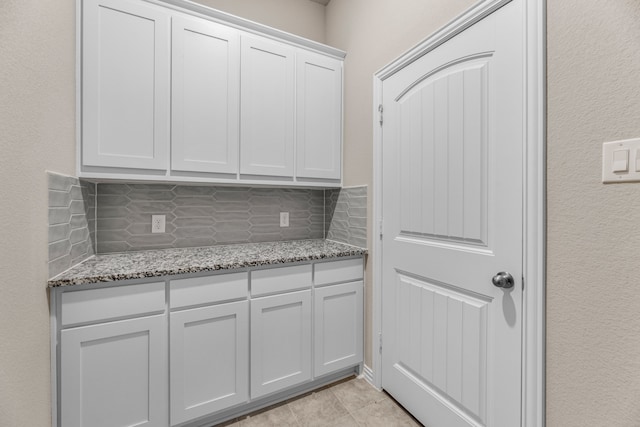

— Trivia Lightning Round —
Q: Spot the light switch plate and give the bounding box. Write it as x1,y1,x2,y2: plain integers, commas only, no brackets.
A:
602,138,640,183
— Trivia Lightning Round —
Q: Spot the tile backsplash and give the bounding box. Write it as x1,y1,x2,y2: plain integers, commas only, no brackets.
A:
96,184,326,253
48,172,96,278
47,175,367,271
325,186,367,249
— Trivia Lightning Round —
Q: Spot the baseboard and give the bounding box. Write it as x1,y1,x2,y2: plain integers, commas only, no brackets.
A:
361,364,379,390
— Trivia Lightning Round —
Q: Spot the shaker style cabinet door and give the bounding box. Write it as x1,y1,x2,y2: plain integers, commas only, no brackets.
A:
250,290,312,399
169,300,249,426
296,52,343,180
240,36,295,178
171,15,240,175
60,315,168,427
314,281,363,377
82,0,170,171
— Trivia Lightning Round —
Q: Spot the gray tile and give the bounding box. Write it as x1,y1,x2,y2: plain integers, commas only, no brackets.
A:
69,200,86,215
49,223,71,243
97,194,130,206
69,228,89,245
97,183,129,195
70,241,90,260
173,217,215,228
288,389,349,427
127,234,176,247
97,218,131,231
49,254,72,278
174,227,214,238
214,231,251,243
239,404,298,427
127,201,174,213
173,206,215,218
127,183,175,191
49,190,71,207
48,172,76,191
174,237,216,248
49,240,72,260
97,229,131,242
127,190,175,201
213,201,251,212
69,215,89,230
69,185,83,201
250,224,283,235
215,221,250,232
98,206,130,218
215,211,251,221
49,208,71,225
173,185,215,196
173,196,214,207
96,241,131,253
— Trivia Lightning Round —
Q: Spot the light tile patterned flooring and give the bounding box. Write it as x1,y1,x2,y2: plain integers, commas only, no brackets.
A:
217,376,422,427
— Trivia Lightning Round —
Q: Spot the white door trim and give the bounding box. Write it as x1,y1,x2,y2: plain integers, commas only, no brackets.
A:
371,1,546,426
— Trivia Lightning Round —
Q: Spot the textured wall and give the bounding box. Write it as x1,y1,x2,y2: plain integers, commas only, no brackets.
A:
192,0,326,43
325,0,475,368
546,1,640,425
0,0,76,425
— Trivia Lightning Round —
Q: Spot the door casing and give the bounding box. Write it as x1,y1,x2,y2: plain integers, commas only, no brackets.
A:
371,1,546,426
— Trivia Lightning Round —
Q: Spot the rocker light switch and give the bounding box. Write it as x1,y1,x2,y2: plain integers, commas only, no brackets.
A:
612,149,629,172
603,138,640,183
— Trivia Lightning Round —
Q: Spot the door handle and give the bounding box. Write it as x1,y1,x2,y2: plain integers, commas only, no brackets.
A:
492,272,514,289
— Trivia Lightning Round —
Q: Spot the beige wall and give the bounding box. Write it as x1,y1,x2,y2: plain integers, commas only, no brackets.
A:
324,0,475,367
0,0,76,425
546,1,640,425
192,0,326,43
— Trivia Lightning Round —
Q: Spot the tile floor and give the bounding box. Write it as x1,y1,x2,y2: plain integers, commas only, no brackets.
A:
216,376,422,427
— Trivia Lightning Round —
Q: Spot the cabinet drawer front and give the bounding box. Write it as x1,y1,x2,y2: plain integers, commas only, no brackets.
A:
61,282,165,327
314,258,363,286
251,264,312,297
170,272,248,309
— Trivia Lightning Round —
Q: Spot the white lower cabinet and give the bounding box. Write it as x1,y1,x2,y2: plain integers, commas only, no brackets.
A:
314,281,364,377
54,257,364,427
250,289,312,399
170,300,249,426
60,314,168,427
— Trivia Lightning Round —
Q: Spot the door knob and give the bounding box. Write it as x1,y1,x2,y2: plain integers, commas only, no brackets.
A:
492,272,514,289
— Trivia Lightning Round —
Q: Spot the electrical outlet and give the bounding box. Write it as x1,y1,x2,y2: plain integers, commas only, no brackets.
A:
280,212,289,227
151,215,166,233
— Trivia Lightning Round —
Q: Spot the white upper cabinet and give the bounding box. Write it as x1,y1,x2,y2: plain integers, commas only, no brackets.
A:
240,36,295,178
296,52,343,180
79,0,344,186
171,15,240,175
82,0,170,171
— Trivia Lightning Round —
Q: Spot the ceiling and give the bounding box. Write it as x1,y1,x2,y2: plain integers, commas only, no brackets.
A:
308,0,331,5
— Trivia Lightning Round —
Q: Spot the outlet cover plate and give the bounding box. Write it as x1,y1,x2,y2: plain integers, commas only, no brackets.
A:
280,212,289,227
152,215,166,233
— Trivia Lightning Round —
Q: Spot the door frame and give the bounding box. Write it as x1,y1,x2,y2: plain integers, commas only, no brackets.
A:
370,0,546,426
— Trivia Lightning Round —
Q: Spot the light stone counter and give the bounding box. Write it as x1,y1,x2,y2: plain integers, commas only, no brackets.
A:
48,239,366,287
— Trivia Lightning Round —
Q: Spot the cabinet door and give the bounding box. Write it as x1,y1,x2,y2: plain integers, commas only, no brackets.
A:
82,0,170,170
60,315,167,427
314,281,363,377
170,300,249,425
240,36,295,177
171,15,240,174
296,52,343,180
251,290,312,399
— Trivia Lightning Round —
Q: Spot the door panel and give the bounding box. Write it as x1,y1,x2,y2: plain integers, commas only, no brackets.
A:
381,1,524,426
82,0,169,170
60,315,167,427
240,36,295,177
170,301,248,425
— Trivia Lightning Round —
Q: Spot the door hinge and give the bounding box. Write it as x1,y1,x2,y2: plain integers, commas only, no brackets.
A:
522,275,525,290
378,104,383,126
379,219,384,239
379,332,383,354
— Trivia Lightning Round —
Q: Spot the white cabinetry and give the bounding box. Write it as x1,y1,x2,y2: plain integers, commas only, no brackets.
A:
250,265,313,399
79,0,344,186
314,281,363,377
296,52,343,180
171,15,240,175
59,282,167,427
169,273,249,426
82,0,170,171
313,258,364,377
240,36,295,178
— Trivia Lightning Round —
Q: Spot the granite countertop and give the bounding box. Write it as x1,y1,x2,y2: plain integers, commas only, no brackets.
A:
48,239,367,287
